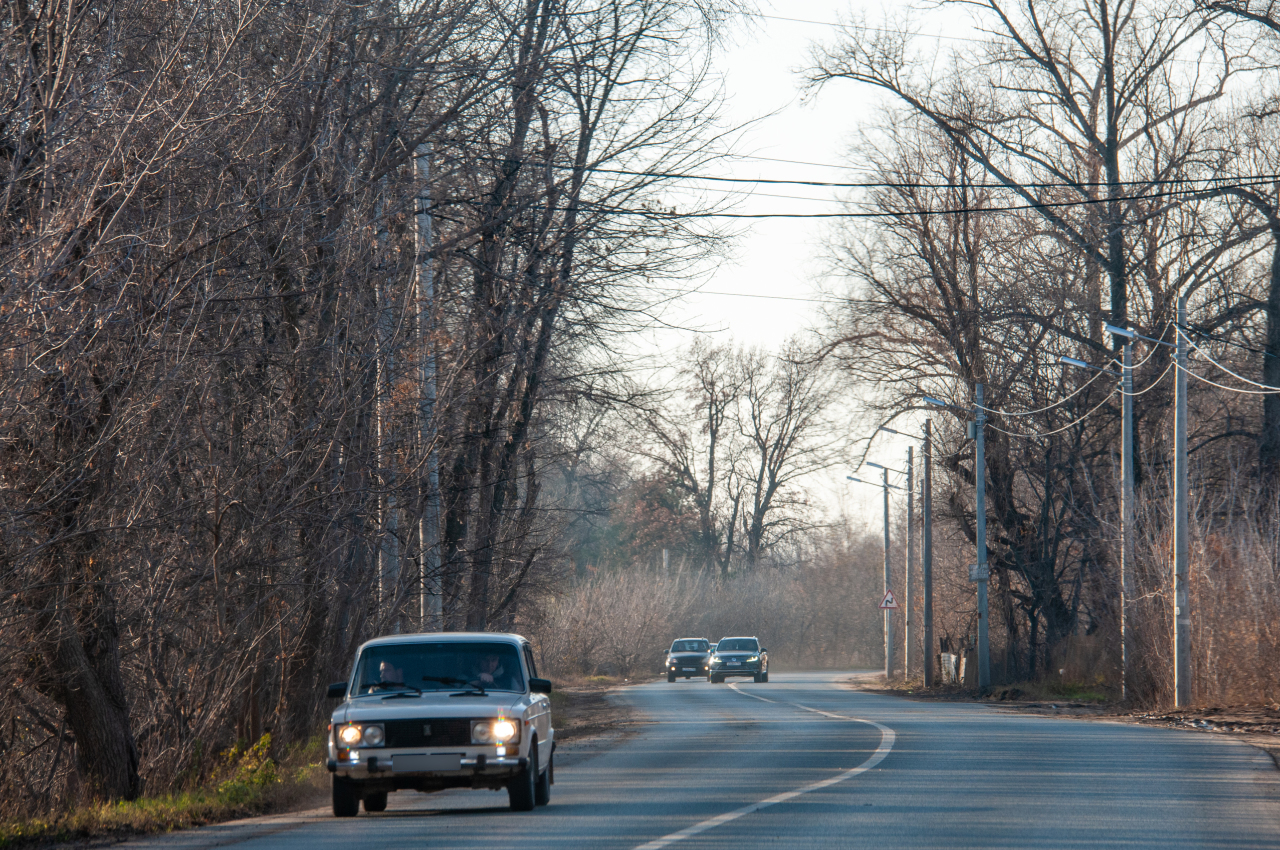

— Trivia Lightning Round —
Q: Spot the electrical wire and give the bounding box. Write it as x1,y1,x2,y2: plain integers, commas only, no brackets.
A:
1178,327,1280,391
1123,359,1176,396
976,364,1108,417
1176,361,1280,395
579,175,1279,219
547,160,1280,192
985,386,1119,439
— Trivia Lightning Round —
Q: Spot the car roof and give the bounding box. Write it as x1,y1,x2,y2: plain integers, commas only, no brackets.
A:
356,632,529,654
672,637,709,642
717,636,759,642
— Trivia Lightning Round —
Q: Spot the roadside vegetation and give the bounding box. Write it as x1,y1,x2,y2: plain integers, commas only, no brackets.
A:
0,737,325,849
5,0,1280,834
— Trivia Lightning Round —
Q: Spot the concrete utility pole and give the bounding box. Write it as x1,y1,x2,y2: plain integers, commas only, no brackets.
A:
922,420,934,687
905,445,915,678
882,466,894,680
1120,342,1134,702
881,423,934,685
1175,294,1191,706
414,144,442,631
975,383,990,690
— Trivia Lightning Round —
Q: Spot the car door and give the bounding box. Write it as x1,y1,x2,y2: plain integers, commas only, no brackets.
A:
523,643,552,749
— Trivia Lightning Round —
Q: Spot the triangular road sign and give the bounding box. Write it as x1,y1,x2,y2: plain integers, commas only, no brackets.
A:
879,590,899,609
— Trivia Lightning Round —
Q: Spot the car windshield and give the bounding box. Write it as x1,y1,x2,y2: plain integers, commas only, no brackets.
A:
353,642,525,695
716,639,758,652
671,640,709,653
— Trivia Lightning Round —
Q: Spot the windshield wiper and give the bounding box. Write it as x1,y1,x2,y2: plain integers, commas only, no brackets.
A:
358,683,422,697
380,688,422,699
422,675,487,696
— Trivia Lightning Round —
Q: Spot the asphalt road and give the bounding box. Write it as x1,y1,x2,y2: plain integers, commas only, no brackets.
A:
121,671,1280,849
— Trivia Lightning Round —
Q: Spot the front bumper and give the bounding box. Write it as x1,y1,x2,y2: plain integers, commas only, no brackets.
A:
711,662,762,675
327,747,526,778
668,660,710,675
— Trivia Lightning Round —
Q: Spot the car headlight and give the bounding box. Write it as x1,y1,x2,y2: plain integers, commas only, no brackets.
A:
710,657,721,665
472,718,521,745
747,656,759,662
338,723,384,747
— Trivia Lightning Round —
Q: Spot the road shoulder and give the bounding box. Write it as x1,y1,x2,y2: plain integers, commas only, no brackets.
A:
842,673,1280,769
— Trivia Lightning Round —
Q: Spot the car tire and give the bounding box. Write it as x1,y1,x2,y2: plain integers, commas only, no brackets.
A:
761,671,769,683
332,776,360,818
753,672,763,683
363,791,387,813
667,672,676,682
535,752,552,806
710,674,723,683
508,741,538,811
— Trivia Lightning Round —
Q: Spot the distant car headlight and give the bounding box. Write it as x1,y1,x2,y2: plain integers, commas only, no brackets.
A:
338,724,363,746
747,656,759,662
361,725,385,746
472,718,521,745
709,657,721,665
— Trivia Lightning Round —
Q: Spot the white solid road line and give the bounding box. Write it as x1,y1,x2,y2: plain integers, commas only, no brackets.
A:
630,683,896,850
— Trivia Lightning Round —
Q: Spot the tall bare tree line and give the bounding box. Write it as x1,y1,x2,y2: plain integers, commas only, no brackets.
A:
0,0,735,809
812,0,1280,698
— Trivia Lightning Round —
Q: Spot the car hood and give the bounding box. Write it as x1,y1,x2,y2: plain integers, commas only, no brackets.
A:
669,652,709,660
714,652,759,659
333,691,523,723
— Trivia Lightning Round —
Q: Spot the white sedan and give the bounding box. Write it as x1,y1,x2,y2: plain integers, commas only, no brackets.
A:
326,632,554,815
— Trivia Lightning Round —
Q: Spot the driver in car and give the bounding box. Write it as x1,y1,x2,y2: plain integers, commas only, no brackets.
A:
470,652,507,688
378,660,405,687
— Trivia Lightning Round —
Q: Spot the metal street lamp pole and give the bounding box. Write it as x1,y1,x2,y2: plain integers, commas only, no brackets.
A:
847,472,903,680
1120,342,1134,702
882,466,894,680
878,425,932,685
975,384,990,690
922,420,934,687
905,445,915,679
1175,294,1191,706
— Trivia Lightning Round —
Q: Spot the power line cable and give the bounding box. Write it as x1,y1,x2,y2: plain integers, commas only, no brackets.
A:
977,365,1108,417
1178,327,1280,391
580,176,1279,219
985,387,1120,438
1176,360,1280,395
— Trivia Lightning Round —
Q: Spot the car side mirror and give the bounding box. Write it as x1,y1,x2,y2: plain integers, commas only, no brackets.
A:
529,678,552,694
760,649,767,654
327,681,347,699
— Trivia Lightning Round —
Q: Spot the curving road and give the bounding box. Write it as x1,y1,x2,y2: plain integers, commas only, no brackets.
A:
120,671,1280,849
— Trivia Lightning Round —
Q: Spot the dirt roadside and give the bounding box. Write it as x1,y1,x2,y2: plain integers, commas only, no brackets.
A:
844,673,1280,768
549,680,647,755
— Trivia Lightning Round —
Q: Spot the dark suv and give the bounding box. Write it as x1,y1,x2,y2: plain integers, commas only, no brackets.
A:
665,638,712,681
709,636,768,683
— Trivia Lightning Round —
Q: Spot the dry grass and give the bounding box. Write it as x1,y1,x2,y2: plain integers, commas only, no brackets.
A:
0,736,327,849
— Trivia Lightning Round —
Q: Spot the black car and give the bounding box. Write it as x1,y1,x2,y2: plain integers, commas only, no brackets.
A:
709,636,768,683
665,638,712,681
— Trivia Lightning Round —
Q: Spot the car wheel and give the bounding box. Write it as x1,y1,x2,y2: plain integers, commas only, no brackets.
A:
363,791,387,813
535,752,552,806
753,672,763,683
508,741,538,811
332,776,360,818
667,671,676,682
761,671,769,683
710,674,723,683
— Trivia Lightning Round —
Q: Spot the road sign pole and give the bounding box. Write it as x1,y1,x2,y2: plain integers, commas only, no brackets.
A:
922,420,934,687
883,467,894,680
975,384,990,690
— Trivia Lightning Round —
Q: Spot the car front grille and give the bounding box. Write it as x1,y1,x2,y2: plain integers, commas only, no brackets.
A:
384,718,472,748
